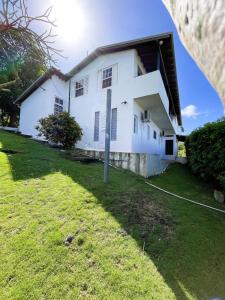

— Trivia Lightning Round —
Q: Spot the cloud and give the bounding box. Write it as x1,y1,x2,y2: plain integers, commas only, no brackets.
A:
181,105,200,119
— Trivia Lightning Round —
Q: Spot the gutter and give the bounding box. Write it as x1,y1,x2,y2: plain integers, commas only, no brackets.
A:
68,79,71,114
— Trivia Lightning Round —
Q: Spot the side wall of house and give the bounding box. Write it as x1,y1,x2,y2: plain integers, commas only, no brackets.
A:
19,75,67,138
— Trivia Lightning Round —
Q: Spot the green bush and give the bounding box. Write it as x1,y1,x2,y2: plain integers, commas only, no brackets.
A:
178,142,186,157
185,118,225,191
36,112,83,149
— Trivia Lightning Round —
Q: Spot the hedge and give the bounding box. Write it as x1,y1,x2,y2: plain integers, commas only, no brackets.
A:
185,118,225,192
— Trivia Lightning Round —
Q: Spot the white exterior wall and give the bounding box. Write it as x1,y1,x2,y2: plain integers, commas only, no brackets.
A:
132,101,164,155
19,75,67,138
69,50,136,152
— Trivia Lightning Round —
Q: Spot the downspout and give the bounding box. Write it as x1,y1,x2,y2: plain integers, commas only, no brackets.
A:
68,79,71,114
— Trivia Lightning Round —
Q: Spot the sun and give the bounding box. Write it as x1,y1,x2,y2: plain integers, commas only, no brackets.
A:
51,0,85,41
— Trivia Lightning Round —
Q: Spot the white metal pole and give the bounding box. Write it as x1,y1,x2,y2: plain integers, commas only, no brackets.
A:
104,89,112,183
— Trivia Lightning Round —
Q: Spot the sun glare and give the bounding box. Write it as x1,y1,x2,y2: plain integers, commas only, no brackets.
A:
51,0,85,42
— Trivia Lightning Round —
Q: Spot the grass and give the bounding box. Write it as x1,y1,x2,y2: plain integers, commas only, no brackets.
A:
0,130,225,300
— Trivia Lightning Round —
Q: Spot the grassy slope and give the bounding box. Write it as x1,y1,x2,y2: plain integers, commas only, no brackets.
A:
0,130,225,300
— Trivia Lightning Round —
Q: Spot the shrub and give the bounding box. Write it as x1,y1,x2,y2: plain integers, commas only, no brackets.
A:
185,118,225,191
36,112,83,149
178,142,186,157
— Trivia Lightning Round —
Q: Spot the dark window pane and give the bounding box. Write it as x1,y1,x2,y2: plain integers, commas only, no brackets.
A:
75,88,84,97
103,67,112,79
102,77,112,88
165,140,174,155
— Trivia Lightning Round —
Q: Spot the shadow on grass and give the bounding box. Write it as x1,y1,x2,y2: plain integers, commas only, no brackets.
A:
1,131,225,299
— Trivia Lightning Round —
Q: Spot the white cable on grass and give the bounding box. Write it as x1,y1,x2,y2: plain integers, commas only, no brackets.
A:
145,182,225,214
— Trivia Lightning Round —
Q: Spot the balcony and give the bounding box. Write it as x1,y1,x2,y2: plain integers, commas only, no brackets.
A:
131,71,177,134
131,36,182,127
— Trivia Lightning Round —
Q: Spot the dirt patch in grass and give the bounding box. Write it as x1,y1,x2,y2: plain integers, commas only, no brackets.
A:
107,191,175,244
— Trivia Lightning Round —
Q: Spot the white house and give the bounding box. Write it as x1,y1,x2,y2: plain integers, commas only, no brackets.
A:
16,33,183,176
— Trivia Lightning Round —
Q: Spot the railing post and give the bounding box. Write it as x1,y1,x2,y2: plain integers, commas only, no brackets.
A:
157,50,161,70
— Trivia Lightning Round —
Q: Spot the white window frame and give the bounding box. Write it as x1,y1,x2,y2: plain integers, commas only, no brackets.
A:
54,97,63,114
134,114,138,134
153,130,157,140
102,66,112,89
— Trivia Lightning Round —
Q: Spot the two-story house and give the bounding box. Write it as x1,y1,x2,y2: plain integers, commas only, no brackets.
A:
16,33,183,176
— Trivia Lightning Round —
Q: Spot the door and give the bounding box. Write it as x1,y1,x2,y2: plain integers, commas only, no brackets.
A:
165,139,173,155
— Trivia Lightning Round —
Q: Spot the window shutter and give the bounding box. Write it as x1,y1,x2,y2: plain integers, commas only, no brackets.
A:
111,108,117,141
134,115,138,134
84,76,89,94
147,125,150,140
94,111,100,141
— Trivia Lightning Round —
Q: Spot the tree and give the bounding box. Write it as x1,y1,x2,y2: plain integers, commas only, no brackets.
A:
162,0,225,104
36,112,83,150
0,0,61,92
0,50,46,126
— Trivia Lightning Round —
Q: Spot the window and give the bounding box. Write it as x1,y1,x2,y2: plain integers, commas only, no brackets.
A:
147,125,150,140
111,108,117,141
134,115,138,134
165,140,174,155
54,97,63,114
75,79,84,97
94,111,100,141
75,76,88,97
153,130,157,140
102,67,112,88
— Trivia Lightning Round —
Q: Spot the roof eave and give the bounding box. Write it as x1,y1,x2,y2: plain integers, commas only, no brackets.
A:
15,68,68,104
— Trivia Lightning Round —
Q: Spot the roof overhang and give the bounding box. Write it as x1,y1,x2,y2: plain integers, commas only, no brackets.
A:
176,134,187,142
68,33,182,125
14,68,69,104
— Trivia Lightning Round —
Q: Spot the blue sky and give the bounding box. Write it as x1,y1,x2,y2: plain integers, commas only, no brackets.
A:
34,0,224,133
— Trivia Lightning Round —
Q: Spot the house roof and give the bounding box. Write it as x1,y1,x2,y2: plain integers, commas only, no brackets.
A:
68,32,182,125
14,68,69,104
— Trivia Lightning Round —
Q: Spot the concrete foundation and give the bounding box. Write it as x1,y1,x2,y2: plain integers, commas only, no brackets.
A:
75,149,170,177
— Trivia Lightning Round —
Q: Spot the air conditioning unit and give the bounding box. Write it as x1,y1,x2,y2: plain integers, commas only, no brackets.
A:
141,110,151,122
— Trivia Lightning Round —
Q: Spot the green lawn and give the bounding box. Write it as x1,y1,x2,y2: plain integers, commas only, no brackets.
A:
0,130,225,300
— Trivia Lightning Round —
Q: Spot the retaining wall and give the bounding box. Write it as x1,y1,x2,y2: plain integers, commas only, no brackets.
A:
76,149,167,177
